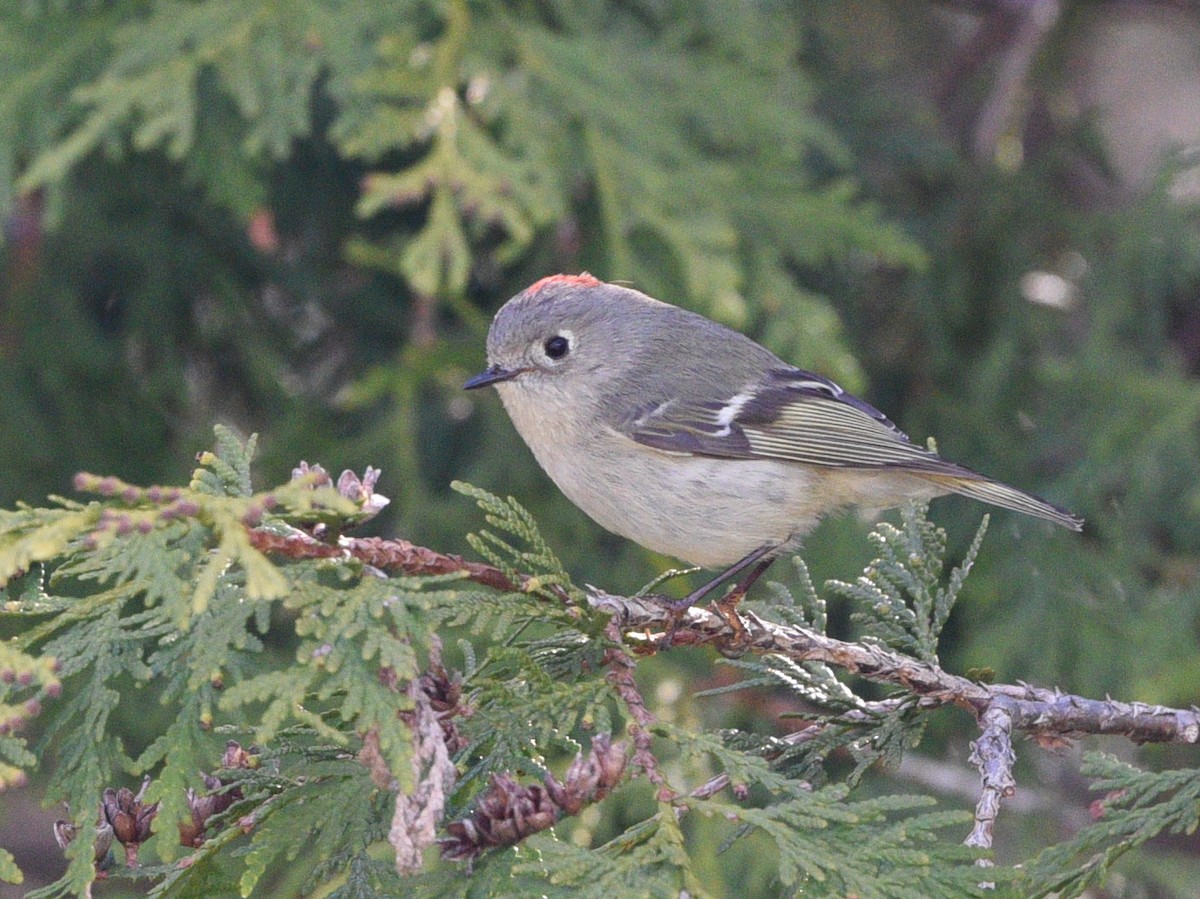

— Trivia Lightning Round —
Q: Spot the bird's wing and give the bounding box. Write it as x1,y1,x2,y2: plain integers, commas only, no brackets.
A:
624,368,1084,530
626,368,957,473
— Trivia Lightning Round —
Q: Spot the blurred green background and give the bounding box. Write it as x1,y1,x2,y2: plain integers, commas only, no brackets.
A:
4,0,1200,894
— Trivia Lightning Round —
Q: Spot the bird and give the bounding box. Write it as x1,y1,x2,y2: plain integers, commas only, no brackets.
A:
464,273,1082,616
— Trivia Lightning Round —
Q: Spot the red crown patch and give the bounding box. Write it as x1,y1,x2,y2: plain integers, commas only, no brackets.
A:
526,272,602,296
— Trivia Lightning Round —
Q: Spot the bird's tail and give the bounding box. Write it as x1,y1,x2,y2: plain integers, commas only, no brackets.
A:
926,473,1083,531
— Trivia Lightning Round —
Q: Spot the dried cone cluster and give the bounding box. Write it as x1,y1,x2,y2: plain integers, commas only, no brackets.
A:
440,773,558,861
401,657,469,757
99,779,158,868
52,816,114,874
179,741,256,847
440,733,628,861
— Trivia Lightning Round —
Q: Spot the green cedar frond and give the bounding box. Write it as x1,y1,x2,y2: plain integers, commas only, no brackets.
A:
55,523,193,611
0,731,36,792
24,874,88,899
33,604,132,891
457,638,477,677
16,1,396,194
502,788,998,899
190,424,257,497
145,743,387,899
455,673,613,798
0,640,50,787
517,805,705,898
829,504,987,662
635,565,703,596
399,849,576,899
719,530,945,786
235,767,382,897
715,650,926,788
0,428,484,893
452,480,582,601
696,793,999,898
217,667,334,745
134,688,224,865
0,504,101,586
3,0,914,390
746,558,827,635
664,725,802,796
315,852,406,899
190,501,288,616
1021,753,1200,897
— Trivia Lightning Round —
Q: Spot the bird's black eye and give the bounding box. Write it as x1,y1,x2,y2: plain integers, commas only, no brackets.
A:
544,335,570,359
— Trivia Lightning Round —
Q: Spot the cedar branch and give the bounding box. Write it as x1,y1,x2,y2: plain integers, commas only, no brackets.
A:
249,527,1200,746
250,527,1200,856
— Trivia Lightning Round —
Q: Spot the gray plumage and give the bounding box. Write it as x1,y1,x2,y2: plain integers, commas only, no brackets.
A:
466,274,1082,569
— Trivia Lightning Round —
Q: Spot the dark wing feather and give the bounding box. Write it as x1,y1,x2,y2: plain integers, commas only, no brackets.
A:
628,368,956,473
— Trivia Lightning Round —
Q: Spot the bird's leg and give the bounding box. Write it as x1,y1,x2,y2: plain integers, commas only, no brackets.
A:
710,555,775,647
670,543,778,609
659,544,777,647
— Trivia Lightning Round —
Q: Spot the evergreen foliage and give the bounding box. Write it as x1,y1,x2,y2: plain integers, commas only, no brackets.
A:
0,428,1191,896
1022,753,1200,898
833,506,988,663
700,510,986,792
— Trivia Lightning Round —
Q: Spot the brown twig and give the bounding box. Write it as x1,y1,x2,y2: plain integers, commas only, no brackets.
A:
589,592,1200,745
970,0,1061,161
248,529,520,593
602,618,666,790
930,0,1062,161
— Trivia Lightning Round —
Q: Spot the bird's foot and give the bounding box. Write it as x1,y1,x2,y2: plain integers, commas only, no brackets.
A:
651,595,697,650
710,589,750,656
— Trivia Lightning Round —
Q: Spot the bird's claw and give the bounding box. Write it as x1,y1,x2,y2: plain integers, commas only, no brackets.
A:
710,590,751,657
647,590,751,654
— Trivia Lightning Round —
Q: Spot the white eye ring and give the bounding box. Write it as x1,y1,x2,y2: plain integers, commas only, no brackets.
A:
540,329,575,361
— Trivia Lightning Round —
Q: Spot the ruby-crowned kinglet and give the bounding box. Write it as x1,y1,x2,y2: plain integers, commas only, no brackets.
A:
465,274,1081,606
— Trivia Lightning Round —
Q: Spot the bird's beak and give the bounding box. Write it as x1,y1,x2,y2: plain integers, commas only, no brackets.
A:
463,364,523,390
